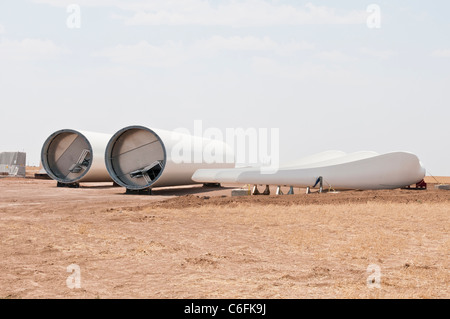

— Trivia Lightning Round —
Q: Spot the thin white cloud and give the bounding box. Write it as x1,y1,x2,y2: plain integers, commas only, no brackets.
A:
33,0,368,27
431,49,450,58
359,47,398,60
92,41,187,68
250,56,362,84
31,0,117,7
317,50,355,63
123,2,367,27
193,36,314,56
0,38,69,61
93,36,315,67
0,24,5,34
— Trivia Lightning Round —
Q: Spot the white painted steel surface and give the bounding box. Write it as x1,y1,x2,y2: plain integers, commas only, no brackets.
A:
41,129,112,183
105,125,235,190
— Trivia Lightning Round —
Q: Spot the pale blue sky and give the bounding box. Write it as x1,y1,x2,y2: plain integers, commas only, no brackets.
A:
1,1,449,175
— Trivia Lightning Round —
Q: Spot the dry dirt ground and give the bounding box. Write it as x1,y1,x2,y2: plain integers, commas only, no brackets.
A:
0,168,448,299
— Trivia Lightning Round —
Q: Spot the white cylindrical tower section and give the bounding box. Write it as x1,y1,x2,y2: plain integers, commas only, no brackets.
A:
105,126,235,190
41,129,113,184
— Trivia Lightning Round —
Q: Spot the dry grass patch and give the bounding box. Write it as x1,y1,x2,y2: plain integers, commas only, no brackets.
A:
0,197,448,299
139,202,449,298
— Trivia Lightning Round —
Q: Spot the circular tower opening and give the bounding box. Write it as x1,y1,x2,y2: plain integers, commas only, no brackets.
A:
105,126,166,190
41,129,93,183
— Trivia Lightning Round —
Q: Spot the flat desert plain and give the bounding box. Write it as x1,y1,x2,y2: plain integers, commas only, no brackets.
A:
0,169,448,299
